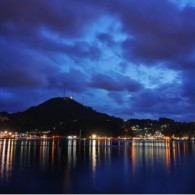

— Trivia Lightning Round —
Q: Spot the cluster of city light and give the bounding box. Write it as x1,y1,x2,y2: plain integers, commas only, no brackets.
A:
0,130,53,140
66,134,113,140
64,133,195,141
171,135,190,140
0,130,16,138
132,136,171,141
89,134,113,140
0,129,194,141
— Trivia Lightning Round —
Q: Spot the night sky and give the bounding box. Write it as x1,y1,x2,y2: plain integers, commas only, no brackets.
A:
1,0,195,122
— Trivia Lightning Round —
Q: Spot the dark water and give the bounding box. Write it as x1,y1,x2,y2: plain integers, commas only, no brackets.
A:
0,139,195,193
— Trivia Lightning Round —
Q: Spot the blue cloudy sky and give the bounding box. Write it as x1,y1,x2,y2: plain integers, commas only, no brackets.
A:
1,0,195,121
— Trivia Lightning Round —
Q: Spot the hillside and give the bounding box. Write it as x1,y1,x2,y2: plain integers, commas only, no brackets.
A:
0,97,123,136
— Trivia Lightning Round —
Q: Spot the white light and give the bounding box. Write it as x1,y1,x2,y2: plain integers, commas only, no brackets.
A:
92,134,97,139
68,135,77,139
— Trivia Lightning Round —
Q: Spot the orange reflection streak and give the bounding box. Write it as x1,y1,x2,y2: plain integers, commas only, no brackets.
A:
0,141,2,178
0,141,2,159
165,141,171,171
1,140,6,180
8,139,14,180
123,141,129,174
131,141,136,175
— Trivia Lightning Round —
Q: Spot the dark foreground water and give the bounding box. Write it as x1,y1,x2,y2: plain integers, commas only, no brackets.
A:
0,139,195,193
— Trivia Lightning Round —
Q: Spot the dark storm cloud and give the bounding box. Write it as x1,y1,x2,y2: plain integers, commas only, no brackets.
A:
0,38,89,91
2,0,194,66
0,66,45,88
90,73,142,92
0,0,102,61
129,83,190,118
181,70,195,103
0,40,52,88
0,0,101,38
1,0,195,67
52,0,195,69
94,0,195,120
117,0,195,67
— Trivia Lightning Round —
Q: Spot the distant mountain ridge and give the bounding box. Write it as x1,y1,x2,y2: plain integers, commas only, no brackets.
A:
0,97,123,136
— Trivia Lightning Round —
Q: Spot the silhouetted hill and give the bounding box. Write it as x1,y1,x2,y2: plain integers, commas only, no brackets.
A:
1,97,194,137
1,97,123,136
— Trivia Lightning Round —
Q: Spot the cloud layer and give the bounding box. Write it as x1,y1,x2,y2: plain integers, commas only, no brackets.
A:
1,0,195,121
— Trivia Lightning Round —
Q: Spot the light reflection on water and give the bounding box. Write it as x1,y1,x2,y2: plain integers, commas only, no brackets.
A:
0,139,14,182
0,139,194,193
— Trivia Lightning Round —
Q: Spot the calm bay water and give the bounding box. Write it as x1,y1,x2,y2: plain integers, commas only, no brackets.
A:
0,139,195,193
